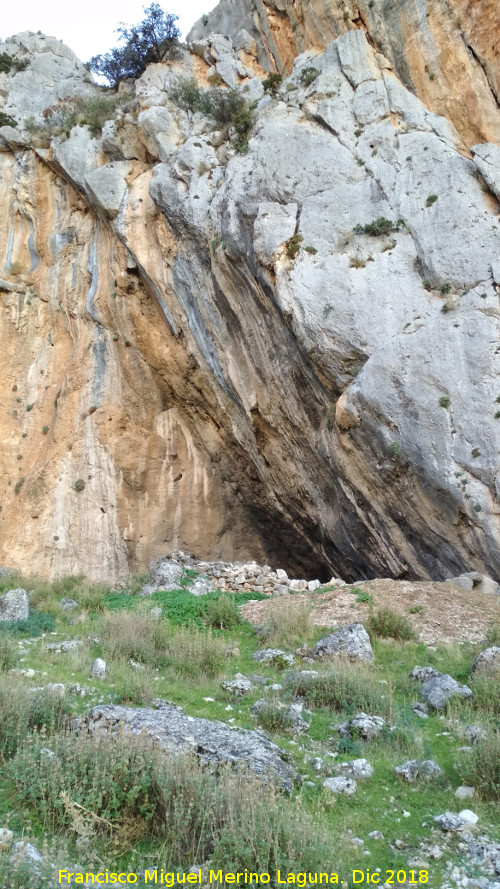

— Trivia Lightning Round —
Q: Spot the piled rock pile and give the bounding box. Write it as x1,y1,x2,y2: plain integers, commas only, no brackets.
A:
143,550,345,597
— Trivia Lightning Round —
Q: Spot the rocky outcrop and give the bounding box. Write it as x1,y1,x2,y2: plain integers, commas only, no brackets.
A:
0,21,499,585
84,701,298,789
188,0,500,147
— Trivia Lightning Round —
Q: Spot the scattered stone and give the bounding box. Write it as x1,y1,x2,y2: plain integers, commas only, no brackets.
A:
40,747,56,759
251,699,310,733
59,597,78,611
148,557,184,590
311,757,323,771
368,831,384,840
470,647,500,677
336,712,386,740
314,623,374,662
149,607,163,619
45,640,83,652
69,683,87,696
84,702,298,790
323,776,357,795
308,580,321,591
10,841,43,870
45,682,65,698
434,810,478,831
252,649,295,666
464,725,487,745
455,786,475,799
221,674,255,695
420,673,473,709
336,758,373,779
189,577,215,596
11,667,36,677
129,659,146,670
90,658,106,680
412,701,429,719
0,588,29,622
0,828,13,844
395,759,443,782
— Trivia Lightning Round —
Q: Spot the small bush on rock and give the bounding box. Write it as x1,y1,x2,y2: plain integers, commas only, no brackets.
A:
354,217,399,237
300,67,319,87
171,78,254,153
262,72,282,95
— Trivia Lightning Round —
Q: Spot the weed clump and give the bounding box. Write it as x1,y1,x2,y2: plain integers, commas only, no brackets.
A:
366,607,415,641
262,72,282,95
171,78,254,153
456,732,500,800
286,665,390,715
354,218,399,237
205,593,242,630
286,233,303,259
300,67,319,87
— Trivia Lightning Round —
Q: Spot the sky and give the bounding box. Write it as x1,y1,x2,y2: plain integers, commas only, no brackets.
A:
0,0,218,63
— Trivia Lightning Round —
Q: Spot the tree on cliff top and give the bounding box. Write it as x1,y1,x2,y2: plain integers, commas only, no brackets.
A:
86,3,181,88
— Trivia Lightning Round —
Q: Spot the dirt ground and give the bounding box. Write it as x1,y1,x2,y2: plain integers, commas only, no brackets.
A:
239,579,500,645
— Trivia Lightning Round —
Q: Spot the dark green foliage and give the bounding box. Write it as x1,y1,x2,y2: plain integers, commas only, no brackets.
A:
439,396,450,408
0,608,55,637
74,478,85,492
300,67,319,87
171,78,254,153
422,279,432,291
304,245,318,254
471,448,481,458
440,282,451,294
102,588,267,626
389,441,401,458
0,110,17,128
366,607,415,641
262,72,282,95
87,3,181,88
0,53,29,74
42,426,49,434
26,403,34,412
349,587,373,604
286,233,303,259
14,477,25,495
254,702,294,734
353,217,399,236
426,194,438,206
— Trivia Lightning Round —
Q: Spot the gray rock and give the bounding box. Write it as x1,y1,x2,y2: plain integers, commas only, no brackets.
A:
470,647,500,677
420,673,473,709
188,577,215,596
412,701,429,719
0,588,29,622
336,712,386,740
221,674,255,695
85,161,133,218
409,666,441,682
90,658,106,680
311,757,323,771
149,607,163,619
252,649,295,666
455,786,475,799
434,810,478,831
336,757,373,779
0,828,14,844
464,724,488,745
450,572,499,596
45,639,83,652
10,840,43,870
395,759,443,782
471,143,500,201
314,623,374,662
251,699,310,733
45,683,65,698
368,831,384,840
84,702,297,790
149,557,184,590
322,776,357,795
59,597,78,611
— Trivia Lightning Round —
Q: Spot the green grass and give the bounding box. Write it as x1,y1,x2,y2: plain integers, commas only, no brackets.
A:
0,572,498,884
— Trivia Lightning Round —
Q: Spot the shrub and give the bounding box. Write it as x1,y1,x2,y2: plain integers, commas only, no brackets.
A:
14,477,25,495
40,95,121,138
456,732,500,800
253,701,294,734
439,396,450,408
354,217,399,237
389,441,401,459
74,478,85,492
0,677,70,759
485,623,500,646
349,587,373,604
300,67,319,87
0,110,17,128
426,194,438,206
0,636,18,671
471,448,481,458
366,607,415,641
207,72,223,86
163,626,227,678
0,53,28,75
87,3,181,88
42,425,49,434
422,279,432,291
0,608,55,637
469,675,500,716
304,245,317,254
171,78,254,153
440,282,451,295
286,665,390,715
286,233,303,259
205,594,242,629
262,599,315,647
99,609,170,666
262,72,282,95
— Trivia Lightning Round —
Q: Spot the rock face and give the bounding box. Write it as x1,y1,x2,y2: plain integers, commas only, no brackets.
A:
0,588,29,621
188,0,500,147
84,702,297,789
470,647,500,677
0,17,499,584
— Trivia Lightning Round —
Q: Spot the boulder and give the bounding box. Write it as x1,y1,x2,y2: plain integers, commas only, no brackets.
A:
412,702,429,719
59,598,78,611
0,588,29,622
322,776,357,795
84,702,298,790
149,558,184,590
463,725,487,745
410,666,442,682
90,658,106,680
45,640,83,652
395,759,443,783
434,810,478,831
188,577,215,596
336,758,373,779
314,623,374,662
470,647,500,677
335,712,386,740
251,699,310,734
420,673,473,710
252,649,295,666
221,674,255,695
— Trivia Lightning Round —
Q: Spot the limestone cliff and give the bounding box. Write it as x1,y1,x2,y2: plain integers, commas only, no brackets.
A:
189,0,500,147
0,19,499,584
